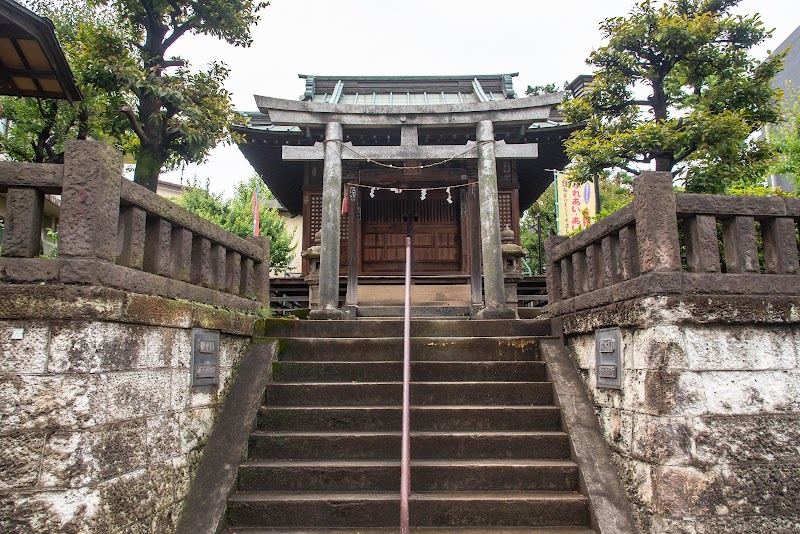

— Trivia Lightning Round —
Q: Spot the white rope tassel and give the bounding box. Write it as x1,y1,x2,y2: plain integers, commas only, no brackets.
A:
391,187,401,194
370,187,376,198
420,189,427,201
446,187,452,204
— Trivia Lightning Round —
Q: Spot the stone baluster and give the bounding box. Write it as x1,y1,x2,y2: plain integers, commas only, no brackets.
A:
684,215,721,273
210,244,227,291
226,251,242,295
762,217,799,274
1,187,44,257
170,227,193,282
144,218,172,276
191,236,212,287
722,216,759,273
117,206,146,269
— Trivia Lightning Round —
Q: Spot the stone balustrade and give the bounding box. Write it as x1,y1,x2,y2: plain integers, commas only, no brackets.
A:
0,140,269,313
546,171,800,317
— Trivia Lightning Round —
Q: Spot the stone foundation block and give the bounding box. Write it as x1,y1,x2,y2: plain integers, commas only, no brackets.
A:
0,374,104,430
0,321,50,374
104,371,171,422
0,432,47,489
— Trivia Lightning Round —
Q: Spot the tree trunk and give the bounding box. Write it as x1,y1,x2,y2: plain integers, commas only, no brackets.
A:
133,144,166,192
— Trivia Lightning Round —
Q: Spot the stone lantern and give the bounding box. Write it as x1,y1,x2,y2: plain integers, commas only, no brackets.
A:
500,225,527,310
301,230,322,308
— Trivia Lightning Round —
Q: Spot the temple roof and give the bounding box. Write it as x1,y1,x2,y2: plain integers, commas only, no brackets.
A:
300,73,518,105
0,0,81,101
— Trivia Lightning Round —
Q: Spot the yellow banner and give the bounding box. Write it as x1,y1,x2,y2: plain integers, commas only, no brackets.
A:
556,172,596,235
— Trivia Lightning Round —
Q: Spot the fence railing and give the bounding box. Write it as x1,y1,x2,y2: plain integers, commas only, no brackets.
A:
0,140,269,313
545,171,800,317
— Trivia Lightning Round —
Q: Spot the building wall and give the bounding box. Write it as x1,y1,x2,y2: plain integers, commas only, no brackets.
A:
770,24,800,191
562,296,800,533
0,285,256,533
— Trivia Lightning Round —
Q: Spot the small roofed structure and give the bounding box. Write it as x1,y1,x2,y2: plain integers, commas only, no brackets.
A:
235,74,580,319
0,0,81,101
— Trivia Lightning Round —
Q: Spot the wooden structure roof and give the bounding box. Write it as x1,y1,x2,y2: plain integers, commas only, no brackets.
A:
235,74,578,216
0,0,81,101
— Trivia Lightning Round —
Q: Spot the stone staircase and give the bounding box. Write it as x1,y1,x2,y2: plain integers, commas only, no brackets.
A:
223,319,596,532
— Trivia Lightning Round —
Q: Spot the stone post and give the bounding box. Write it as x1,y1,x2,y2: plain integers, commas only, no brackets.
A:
544,234,568,302
633,171,681,273
310,122,344,320
59,140,123,262
475,120,516,320
247,236,271,307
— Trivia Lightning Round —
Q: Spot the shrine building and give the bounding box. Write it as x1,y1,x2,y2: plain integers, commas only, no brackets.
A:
235,74,581,319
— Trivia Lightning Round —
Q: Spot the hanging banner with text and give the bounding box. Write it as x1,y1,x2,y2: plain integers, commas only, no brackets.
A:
555,172,596,235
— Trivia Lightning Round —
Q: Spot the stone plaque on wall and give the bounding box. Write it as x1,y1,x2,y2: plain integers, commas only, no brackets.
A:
191,328,220,387
595,327,622,389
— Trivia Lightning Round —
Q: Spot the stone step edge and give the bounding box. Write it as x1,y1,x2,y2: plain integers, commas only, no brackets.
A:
228,490,589,502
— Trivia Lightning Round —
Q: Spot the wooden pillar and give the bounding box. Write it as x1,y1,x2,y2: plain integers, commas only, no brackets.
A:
475,120,516,320
310,121,345,320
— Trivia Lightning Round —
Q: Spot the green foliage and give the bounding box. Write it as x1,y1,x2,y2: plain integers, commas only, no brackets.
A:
520,173,634,273
174,176,296,274
525,83,561,96
87,0,269,190
769,85,800,186
0,1,134,163
562,0,784,193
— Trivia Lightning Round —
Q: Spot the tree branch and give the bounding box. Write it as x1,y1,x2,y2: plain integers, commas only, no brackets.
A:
120,105,149,144
160,59,187,68
162,17,197,51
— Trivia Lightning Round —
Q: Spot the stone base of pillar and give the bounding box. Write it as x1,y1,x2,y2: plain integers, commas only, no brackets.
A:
476,306,518,320
309,308,345,320
504,281,519,312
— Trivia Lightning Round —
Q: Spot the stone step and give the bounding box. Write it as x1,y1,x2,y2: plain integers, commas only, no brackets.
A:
273,361,547,383
237,459,580,492
276,337,541,362
357,283,472,306
257,406,563,432
259,318,551,339
356,305,471,318
226,491,591,528
264,382,553,407
247,431,571,460
224,528,595,533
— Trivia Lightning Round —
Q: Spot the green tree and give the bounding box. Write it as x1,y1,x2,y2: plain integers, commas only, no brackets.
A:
174,176,296,274
89,0,268,191
562,0,785,193
769,85,800,186
0,0,134,163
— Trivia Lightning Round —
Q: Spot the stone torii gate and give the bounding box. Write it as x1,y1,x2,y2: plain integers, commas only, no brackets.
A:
256,94,562,320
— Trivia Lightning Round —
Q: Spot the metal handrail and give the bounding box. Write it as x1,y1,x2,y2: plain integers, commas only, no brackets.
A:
400,236,412,533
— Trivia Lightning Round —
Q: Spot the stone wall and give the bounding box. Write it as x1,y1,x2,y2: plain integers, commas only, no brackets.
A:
0,284,257,533
561,295,800,533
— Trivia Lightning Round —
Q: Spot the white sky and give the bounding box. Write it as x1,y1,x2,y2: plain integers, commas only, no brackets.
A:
160,0,800,197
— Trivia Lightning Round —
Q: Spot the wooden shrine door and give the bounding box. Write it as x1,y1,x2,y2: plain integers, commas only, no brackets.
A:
361,188,461,274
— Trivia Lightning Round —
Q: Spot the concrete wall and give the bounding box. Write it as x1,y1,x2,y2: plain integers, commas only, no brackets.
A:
0,285,256,533
561,295,800,533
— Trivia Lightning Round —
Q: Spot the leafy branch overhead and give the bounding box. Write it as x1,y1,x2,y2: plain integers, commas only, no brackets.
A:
88,0,269,191
562,0,785,193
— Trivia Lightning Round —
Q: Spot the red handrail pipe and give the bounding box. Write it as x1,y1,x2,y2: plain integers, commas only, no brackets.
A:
400,236,412,534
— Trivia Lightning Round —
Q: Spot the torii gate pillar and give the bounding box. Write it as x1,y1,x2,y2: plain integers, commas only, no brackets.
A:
309,121,345,320
476,120,517,320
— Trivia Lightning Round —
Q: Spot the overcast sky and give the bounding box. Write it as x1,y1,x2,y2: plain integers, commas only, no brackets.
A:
160,0,799,196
